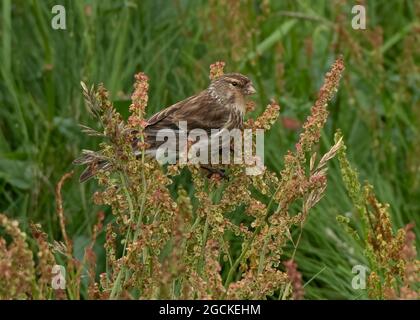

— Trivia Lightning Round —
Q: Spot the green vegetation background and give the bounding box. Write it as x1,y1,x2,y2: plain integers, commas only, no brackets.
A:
1,0,418,299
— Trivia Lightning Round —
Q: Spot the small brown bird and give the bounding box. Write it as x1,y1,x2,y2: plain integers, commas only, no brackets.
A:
76,73,256,182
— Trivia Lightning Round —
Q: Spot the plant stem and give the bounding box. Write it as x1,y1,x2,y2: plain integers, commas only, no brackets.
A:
198,215,210,274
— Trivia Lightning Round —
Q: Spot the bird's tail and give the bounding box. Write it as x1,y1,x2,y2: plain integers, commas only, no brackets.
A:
73,150,112,183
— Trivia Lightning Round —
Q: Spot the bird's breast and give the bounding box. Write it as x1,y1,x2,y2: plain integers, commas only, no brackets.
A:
224,108,244,130
230,102,246,114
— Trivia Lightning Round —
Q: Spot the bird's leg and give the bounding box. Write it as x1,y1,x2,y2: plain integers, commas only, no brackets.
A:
200,165,227,180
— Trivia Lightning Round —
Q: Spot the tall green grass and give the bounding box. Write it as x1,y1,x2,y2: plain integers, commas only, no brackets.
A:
0,0,418,299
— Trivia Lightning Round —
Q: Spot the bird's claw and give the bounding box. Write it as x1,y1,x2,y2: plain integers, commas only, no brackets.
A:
201,166,227,180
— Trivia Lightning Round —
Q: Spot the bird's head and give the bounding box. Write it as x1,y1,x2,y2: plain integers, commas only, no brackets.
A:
208,73,256,105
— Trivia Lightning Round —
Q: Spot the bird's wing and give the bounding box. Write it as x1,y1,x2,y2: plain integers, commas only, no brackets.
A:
145,91,229,134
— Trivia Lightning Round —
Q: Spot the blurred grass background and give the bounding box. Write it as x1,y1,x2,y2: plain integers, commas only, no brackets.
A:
0,0,419,299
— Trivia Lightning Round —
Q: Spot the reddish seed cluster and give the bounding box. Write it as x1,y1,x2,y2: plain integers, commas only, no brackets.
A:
246,100,280,130
128,72,149,128
297,56,344,158
0,214,35,299
337,132,419,300
283,259,304,300
209,61,226,80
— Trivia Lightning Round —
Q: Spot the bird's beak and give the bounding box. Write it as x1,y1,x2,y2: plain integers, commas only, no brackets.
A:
245,83,256,95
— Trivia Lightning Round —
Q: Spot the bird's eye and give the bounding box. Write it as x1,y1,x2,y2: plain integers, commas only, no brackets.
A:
231,81,238,86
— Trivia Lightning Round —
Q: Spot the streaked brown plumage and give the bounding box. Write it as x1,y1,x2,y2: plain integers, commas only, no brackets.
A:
75,73,256,182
